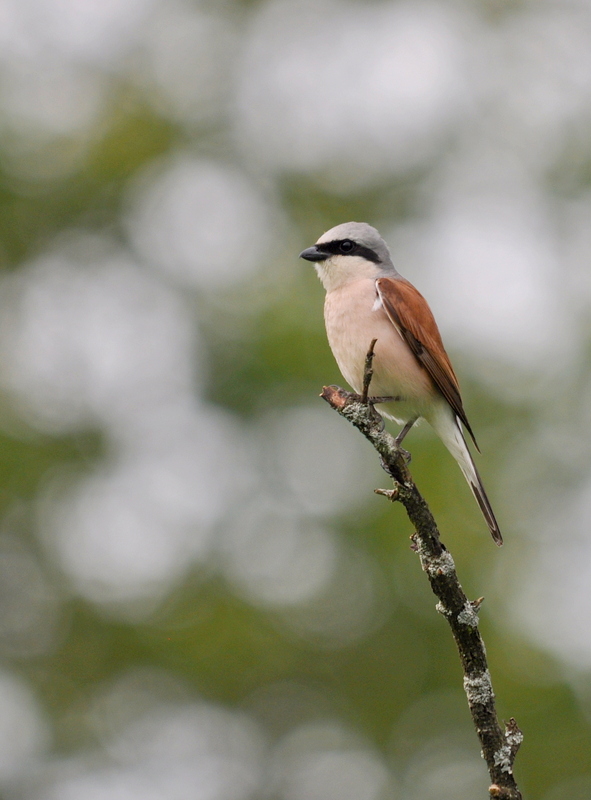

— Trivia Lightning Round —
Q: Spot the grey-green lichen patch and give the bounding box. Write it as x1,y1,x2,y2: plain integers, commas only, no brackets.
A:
493,745,513,774
458,601,479,627
342,401,373,429
463,669,494,704
342,404,398,457
372,430,400,461
506,727,524,747
423,548,455,577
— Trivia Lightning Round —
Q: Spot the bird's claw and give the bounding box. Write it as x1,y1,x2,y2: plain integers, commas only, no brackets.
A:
396,446,411,464
379,446,411,476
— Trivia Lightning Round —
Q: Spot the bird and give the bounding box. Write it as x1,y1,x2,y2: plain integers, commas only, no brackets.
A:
299,221,502,545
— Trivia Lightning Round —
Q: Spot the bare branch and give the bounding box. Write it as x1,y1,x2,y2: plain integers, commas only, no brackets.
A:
320,373,523,800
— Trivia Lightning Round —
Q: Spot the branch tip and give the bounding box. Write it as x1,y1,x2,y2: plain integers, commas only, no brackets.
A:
320,384,349,409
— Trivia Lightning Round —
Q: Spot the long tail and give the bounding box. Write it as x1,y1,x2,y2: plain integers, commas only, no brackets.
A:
429,407,503,546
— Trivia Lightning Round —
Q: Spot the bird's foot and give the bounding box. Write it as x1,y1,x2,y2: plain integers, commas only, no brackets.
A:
350,393,399,405
369,404,385,430
379,447,411,476
396,446,412,464
367,395,399,404
381,446,411,467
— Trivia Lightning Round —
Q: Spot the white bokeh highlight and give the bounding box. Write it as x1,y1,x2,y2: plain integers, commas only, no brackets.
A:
514,479,591,670
222,499,337,608
402,747,487,800
126,155,272,289
0,239,198,434
41,404,252,607
235,0,470,188
270,722,395,800
424,187,565,367
0,0,154,66
256,406,379,517
133,1,237,125
0,0,155,138
0,234,262,611
29,677,265,800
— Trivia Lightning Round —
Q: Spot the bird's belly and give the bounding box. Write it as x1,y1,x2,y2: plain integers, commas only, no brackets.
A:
324,280,436,421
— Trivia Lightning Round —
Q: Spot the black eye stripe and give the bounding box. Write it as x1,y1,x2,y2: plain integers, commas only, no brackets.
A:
317,239,381,263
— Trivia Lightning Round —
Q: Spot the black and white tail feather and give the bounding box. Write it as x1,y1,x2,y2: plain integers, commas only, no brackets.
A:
430,405,503,546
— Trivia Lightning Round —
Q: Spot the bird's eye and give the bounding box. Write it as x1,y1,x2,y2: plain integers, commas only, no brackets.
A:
339,240,354,253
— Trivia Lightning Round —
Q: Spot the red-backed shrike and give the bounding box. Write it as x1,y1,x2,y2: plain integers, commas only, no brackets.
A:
300,221,502,545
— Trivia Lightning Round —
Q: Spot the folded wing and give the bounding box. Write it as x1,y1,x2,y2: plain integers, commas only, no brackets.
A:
376,276,479,451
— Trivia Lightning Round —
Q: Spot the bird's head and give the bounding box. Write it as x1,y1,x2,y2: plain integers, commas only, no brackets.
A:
299,222,394,291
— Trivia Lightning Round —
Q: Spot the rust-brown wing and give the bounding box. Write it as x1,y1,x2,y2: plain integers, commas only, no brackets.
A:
376,276,479,450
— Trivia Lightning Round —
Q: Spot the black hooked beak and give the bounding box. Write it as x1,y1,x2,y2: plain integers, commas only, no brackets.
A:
299,245,328,262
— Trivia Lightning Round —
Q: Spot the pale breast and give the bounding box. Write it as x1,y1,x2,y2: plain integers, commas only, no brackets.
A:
323,278,435,404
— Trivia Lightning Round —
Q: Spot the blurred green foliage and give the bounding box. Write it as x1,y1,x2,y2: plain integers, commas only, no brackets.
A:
0,6,590,798
2,112,588,800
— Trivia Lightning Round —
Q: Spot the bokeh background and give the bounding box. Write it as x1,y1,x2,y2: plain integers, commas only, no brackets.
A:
0,0,590,798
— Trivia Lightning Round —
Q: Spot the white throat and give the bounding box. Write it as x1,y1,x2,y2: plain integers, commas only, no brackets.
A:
315,254,381,293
